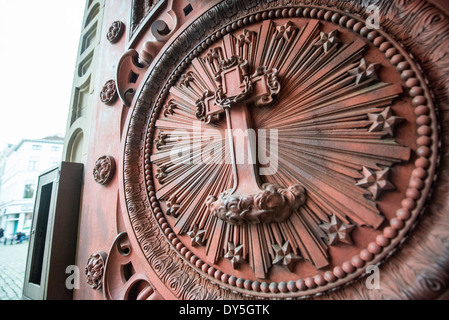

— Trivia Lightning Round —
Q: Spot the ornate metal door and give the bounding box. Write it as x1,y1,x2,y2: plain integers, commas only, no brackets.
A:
82,0,449,300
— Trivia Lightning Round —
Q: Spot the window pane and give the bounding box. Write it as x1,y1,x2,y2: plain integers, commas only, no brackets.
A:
24,184,35,198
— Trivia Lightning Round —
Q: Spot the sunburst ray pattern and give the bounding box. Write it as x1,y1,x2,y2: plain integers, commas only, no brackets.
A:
150,19,410,279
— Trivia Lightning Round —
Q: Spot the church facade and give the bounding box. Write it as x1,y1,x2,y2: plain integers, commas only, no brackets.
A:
27,0,449,300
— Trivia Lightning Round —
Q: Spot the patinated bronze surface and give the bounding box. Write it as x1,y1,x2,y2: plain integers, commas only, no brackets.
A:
75,0,449,300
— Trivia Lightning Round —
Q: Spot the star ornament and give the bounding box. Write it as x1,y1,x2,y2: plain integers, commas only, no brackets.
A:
356,166,395,200
315,30,340,53
349,58,381,85
368,107,404,136
187,224,206,247
155,165,168,183
180,72,195,88
206,47,223,67
238,29,255,47
275,21,297,41
166,195,181,217
224,242,245,269
319,214,355,246
272,241,301,272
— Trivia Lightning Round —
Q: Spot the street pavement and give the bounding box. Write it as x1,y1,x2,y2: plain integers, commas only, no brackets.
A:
0,241,29,300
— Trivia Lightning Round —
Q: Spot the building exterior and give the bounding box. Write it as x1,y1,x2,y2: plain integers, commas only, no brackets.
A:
0,137,63,240
22,0,449,301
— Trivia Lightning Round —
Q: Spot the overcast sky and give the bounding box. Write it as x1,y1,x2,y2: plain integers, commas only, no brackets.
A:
0,0,86,149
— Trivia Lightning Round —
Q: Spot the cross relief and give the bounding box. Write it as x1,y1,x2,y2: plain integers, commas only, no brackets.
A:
196,46,307,225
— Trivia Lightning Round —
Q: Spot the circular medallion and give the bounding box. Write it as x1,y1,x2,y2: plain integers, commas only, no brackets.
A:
93,155,116,185
85,251,107,290
122,3,439,299
100,80,118,105
107,20,125,44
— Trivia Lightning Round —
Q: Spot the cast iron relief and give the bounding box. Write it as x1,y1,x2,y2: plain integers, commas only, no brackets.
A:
107,20,125,44
85,234,163,299
192,43,306,226
121,3,440,299
85,251,107,290
93,155,116,185
102,233,163,300
117,0,178,107
150,19,409,279
100,80,118,105
131,0,163,36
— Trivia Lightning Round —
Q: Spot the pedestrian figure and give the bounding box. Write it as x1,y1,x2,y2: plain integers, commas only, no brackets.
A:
15,232,25,244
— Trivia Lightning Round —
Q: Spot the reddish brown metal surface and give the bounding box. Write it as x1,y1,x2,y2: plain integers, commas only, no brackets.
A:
74,0,449,300
135,8,429,297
